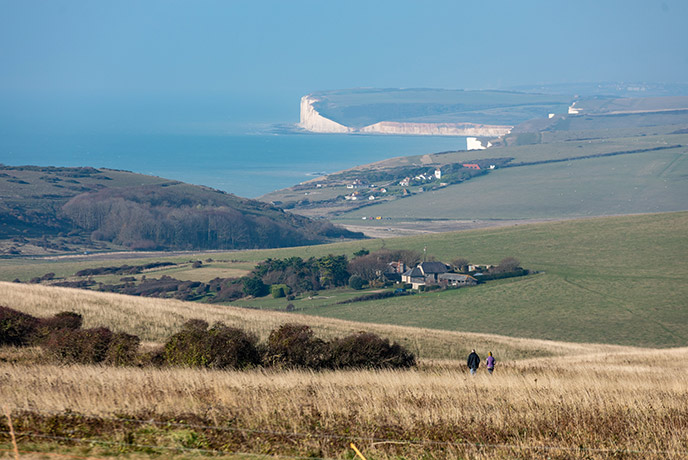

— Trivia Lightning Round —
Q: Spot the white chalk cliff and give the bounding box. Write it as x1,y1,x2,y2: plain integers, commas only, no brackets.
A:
299,94,512,137
299,96,352,133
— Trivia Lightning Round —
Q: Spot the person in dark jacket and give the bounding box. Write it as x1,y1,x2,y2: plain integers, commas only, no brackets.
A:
467,349,480,375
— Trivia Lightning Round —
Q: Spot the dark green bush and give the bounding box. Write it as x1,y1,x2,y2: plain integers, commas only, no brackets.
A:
163,320,261,369
327,332,416,369
348,275,366,290
242,277,269,297
271,284,289,298
265,323,328,369
0,306,39,346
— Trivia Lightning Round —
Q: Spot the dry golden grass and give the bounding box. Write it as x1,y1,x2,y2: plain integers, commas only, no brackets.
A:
0,281,630,361
1,283,686,458
1,348,686,459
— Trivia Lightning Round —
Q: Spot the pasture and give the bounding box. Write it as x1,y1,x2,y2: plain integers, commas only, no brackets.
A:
2,212,687,348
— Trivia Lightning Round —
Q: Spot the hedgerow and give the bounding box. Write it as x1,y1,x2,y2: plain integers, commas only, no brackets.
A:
0,307,415,370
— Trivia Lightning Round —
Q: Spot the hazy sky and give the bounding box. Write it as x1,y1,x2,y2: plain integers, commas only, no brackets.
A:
1,0,687,127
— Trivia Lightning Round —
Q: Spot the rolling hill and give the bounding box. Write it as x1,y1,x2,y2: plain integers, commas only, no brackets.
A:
2,212,686,349
0,165,363,255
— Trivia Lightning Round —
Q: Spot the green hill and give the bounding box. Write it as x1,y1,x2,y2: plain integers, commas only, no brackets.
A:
296,212,688,348
0,165,363,255
2,212,686,348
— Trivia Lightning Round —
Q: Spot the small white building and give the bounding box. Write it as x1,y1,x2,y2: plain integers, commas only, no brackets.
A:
434,169,442,179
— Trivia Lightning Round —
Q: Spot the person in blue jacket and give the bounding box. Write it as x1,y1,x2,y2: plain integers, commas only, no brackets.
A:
467,349,480,375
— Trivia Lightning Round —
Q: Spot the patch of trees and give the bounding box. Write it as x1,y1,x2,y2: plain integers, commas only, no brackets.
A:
1,166,364,252
61,184,363,250
348,249,421,282
0,307,415,370
249,254,351,295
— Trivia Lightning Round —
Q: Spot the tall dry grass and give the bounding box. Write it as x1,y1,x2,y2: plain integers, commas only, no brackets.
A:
1,347,687,459
0,281,631,361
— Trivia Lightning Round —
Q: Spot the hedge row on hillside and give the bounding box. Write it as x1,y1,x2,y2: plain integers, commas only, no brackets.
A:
0,306,415,370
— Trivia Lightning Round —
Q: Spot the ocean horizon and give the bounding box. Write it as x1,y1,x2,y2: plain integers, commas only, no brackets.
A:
1,129,467,198
0,92,468,197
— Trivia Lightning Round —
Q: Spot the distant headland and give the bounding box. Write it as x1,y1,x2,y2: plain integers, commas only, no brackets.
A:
297,88,571,136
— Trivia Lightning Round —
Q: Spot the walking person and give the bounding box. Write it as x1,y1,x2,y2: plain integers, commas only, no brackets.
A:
486,351,495,374
467,349,480,375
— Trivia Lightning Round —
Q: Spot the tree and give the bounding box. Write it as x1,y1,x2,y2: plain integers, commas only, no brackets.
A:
348,275,366,290
318,255,349,287
494,257,521,273
242,277,269,297
451,258,470,273
353,248,370,257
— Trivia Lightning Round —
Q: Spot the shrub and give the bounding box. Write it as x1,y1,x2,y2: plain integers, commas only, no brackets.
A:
32,311,83,345
45,327,114,364
285,303,295,312
348,275,366,290
0,306,39,346
206,323,261,369
163,320,260,369
328,332,416,369
271,284,289,298
105,332,141,366
242,277,269,297
265,323,328,369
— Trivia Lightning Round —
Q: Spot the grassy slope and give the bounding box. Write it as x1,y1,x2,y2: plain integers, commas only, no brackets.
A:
336,144,688,220
0,281,629,362
308,212,688,348
2,212,686,348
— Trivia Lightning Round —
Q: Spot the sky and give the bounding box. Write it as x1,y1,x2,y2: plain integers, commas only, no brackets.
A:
1,0,687,128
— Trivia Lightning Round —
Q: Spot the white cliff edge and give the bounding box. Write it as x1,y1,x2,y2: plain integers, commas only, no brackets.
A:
299,94,512,137
299,96,352,133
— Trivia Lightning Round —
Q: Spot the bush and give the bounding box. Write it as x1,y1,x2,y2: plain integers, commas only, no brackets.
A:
163,320,261,369
328,332,416,369
0,306,39,346
45,327,114,364
348,275,366,290
242,277,269,297
105,332,141,366
32,311,83,345
271,284,289,298
265,323,328,369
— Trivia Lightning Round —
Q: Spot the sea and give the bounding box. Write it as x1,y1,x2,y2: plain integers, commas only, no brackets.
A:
0,93,467,198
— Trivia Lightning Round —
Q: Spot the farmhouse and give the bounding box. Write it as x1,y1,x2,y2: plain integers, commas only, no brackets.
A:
402,261,450,289
462,163,481,170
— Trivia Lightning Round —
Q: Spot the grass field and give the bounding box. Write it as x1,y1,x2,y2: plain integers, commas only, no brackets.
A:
1,345,686,459
1,281,620,361
336,142,688,221
2,212,687,348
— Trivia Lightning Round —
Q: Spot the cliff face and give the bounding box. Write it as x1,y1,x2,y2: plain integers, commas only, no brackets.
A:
359,121,512,137
299,96,352,133
299,94,512,137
